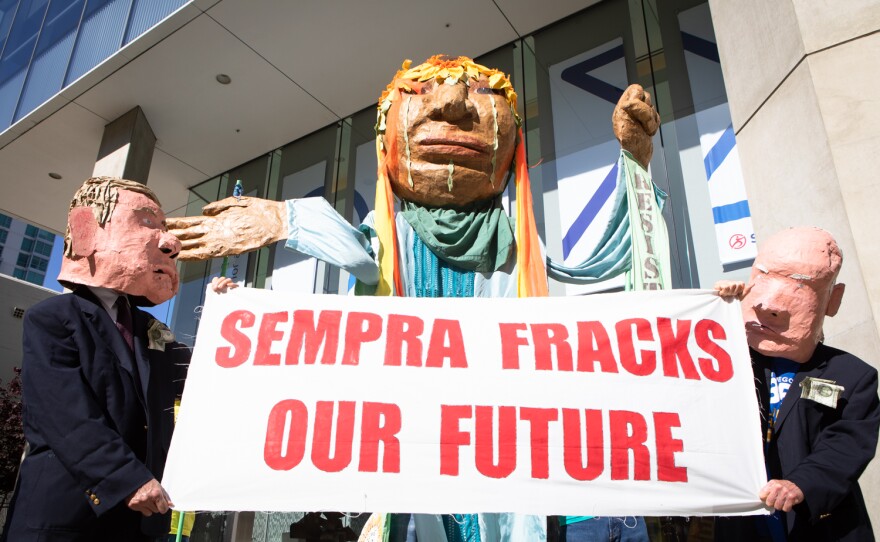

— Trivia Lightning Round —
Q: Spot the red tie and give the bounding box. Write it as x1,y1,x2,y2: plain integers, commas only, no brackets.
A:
114,296,134,352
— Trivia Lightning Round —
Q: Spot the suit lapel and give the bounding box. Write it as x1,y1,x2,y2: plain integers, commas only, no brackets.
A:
75,289,147,412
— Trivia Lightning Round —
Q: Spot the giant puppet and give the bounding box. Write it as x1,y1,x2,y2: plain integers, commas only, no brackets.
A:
715,228,880,542
167,56,668,541
2,178,190,542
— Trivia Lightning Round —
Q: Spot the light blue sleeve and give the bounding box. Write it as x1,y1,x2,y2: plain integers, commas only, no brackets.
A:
285,197,379,286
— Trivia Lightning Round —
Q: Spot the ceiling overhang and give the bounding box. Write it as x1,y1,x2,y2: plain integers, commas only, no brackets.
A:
0,0,599,234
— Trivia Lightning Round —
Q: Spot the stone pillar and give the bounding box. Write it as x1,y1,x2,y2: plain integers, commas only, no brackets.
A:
92,106,156,184
708,0,880,535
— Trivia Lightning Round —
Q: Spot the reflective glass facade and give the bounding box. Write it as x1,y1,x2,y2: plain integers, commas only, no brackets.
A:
0,0,187,130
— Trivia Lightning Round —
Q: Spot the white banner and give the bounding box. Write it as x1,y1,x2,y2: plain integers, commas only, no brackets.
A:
164,288,767,516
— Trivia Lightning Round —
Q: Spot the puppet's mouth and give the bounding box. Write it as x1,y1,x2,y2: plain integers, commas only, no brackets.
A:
418,136,488,156
153,267,175,278
746,321,778,336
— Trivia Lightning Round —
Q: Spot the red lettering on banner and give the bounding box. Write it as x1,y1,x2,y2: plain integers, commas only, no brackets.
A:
441,406,688,482
440,405,472,476
610,410,650,481
426,319,468,368
359,402,401,473
475,406,517,478
499,323,529,369
264,399,308,470
311,401,356,472
657,318,700,380
254,311,288,366
695,319,733,382
385,314,425,367
562,408,604,481
520,407,559,479
531,324,573,371
216,310,256,368
615,319,656,376
576,321,618,373
286,310,341,365
654,412,687,482
263,399,401,473
341,312,383,365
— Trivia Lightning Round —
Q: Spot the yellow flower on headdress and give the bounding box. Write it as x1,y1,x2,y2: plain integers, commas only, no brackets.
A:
376,55,520,136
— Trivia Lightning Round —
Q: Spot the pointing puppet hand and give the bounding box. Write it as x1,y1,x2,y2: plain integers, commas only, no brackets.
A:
166,196,287,261
612,84,661,169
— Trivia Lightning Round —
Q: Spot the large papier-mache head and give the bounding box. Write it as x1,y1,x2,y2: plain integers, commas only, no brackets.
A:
371,56,546,297
741,227,845,363
58,177,181,306
376,55,520,207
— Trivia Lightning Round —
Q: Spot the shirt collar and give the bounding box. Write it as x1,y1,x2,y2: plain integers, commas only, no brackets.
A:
87,285,123,320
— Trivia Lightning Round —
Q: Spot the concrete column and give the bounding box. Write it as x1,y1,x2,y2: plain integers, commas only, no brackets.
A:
708,0,880,535
92,106,156,184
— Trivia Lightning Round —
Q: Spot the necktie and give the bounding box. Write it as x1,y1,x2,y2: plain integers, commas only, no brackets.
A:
114,296,134,351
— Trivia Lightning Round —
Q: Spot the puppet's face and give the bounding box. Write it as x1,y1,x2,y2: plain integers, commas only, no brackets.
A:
383,74,516,208
740,229,844,363
60,189,181,305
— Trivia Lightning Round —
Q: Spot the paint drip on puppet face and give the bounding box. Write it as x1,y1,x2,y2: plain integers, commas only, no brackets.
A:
381,68,517,208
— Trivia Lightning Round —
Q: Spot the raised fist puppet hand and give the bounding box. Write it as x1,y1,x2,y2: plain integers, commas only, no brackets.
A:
612,83,660,169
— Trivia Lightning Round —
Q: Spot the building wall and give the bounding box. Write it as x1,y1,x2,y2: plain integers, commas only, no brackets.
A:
0,274,57,383
708,0,880,534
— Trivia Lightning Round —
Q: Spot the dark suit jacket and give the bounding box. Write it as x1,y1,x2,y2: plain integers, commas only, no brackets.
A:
716,345,880,542
1,288,190,542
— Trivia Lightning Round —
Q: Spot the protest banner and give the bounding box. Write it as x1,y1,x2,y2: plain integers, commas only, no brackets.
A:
163,288,767,516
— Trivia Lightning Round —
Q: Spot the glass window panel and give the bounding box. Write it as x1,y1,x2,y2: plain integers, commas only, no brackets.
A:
64,0,131,85
123,0,185,45
0,229,7,244
30,254,46,271
13,267,26,279
14,0,84,121
25,269,43,283
268,125,338,294
0,0,49,127
0,212,11,227
37,228,52,240
20,237,32,251
34,239,51,255
24,223,36,236
0,0,21,54
16,251,28,266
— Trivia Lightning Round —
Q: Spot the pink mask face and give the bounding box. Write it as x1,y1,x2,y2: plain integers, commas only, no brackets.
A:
59,189,181,305
740,228,843,363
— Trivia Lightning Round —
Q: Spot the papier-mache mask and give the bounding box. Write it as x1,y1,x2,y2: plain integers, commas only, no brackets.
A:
740,227,845,363
58,177,181,306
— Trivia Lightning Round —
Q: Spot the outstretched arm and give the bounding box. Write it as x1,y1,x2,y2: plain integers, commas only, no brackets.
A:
166,196,287,261
168,197,379,286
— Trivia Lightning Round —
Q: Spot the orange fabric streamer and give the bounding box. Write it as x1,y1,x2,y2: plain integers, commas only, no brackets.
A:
514,128,549,298
374,90,403,296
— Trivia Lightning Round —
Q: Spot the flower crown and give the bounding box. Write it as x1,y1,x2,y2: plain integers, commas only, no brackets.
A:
376,55,520,139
